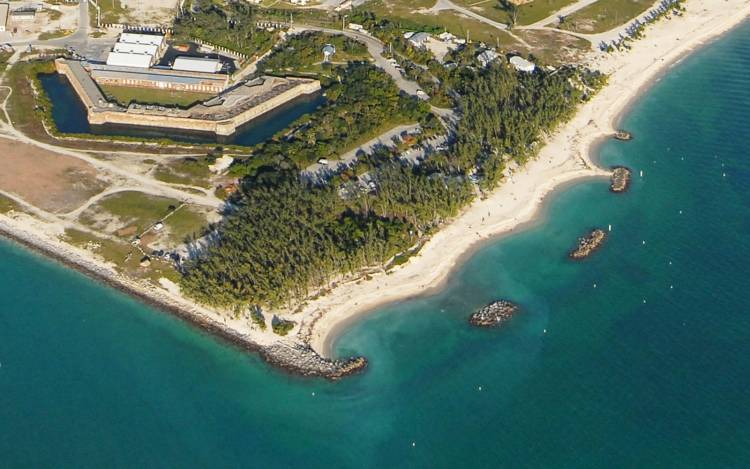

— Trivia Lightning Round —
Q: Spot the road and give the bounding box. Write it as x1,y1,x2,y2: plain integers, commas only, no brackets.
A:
518,0,600,28
430,0,508,31
289,25,424,97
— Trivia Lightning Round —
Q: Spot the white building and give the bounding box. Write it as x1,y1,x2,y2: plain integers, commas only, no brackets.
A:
347,23,365,33
407,32,431,49
113,42,159,57
118,32,165,48
106,51,153,69
438,31,456,43
0,4,8,32
172,56,222,73
510,55,536,73
106,32,166,69
477,49,499,68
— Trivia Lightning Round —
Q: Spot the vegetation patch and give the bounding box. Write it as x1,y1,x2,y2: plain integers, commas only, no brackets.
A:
556,0,655,33
152,155,216,188
99,85,214,108
259,32,370,76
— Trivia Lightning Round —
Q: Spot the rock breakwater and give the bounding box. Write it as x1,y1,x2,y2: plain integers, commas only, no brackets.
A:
263,343,367,380
469,300,519,327
569,229,607,260
610,166,632,193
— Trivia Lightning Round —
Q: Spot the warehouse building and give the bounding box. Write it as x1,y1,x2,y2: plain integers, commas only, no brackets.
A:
106,32,166,69
172,56,222,74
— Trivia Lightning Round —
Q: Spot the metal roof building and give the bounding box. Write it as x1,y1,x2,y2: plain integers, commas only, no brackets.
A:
118,32,165,48
106,51,154,69
172,56,222,74
113,42,159,57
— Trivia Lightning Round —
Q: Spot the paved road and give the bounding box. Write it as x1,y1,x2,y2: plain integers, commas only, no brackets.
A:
290,25,424,97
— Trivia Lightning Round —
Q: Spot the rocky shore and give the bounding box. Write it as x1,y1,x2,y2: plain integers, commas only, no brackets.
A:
569,229,608,260
469,300,519,327
263,343,367,379
0,216,366,381
610,166,632,193
614,130,633,141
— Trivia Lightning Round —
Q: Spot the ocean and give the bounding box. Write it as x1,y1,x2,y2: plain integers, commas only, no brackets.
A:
2,22,750,467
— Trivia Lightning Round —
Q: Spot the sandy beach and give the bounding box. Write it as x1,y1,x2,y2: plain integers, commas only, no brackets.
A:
304,0,750,357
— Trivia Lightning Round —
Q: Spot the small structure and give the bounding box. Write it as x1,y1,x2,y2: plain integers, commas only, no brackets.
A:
407,32,431,49
438,31,456,42
119,32,165,47
510,55,536,73
0,4,8,32
476,49,499,68
10,7,35,21
153,221,164,232
173,56,222,73
106,52,153,69
347,23,365,33
322,44,335,62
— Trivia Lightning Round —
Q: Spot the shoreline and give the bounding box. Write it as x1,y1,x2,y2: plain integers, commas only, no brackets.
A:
306,0,750,357
0,0,747,378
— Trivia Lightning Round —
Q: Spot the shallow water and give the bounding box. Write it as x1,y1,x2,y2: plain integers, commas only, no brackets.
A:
3,23,750,467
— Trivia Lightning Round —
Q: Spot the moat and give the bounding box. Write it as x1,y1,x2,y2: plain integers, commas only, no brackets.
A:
39,73,326,146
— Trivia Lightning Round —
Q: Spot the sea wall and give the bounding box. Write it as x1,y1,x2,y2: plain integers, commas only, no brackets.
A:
55,59,321,137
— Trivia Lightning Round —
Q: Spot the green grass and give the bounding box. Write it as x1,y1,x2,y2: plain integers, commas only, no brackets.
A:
556,0,654,33
447,0,578,26
81,191,181,236
153,157,214,189
38,29,73,41
164,206,208,245
0,194,20,213
89,0,130,26
99,85,214,108
360,0,524,46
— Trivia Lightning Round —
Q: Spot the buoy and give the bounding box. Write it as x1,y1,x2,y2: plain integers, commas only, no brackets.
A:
642,240,646,245
412,442,416,448
640,170,644,177
543,329,547,334
669,261,673,265
478,386,482,391
312,392,315,396
643,299,647,304
679,210,683,214
593,283,597,288
723,173,726,177
670,285,674,289
608,224,612,232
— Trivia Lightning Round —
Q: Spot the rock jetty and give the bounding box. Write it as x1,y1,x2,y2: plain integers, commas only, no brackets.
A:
263,342,367,380
569,229,607,260
468,300,519,327
610,166,632,193
614,130,633,141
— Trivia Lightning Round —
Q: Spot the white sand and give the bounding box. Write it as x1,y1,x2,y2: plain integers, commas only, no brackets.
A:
302,0,750,357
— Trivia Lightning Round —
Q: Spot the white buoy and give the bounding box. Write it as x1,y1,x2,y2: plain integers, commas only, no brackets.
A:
640,170,644,177
312,392,315,396
608,224,612,232
643,299,647,304
543,329,547,334
679,210,683,214
670,285,674,289
478,386,482,391
412,442,416,448
642,240,646,245
723,173,726,177
669,261,673,265
593,283,597,288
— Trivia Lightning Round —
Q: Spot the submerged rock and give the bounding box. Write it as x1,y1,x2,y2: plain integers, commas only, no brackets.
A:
469,300,519,327
569,229,607,260
610,166,632,193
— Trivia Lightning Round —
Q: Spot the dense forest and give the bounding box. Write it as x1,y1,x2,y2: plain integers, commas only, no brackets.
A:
180,52,605,312
258,32,369,73
173,1,276,57
233,63,430,173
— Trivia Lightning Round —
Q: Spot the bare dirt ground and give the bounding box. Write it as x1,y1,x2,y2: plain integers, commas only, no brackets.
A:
0,5,79,42
0,137,108,213
120,0,179,25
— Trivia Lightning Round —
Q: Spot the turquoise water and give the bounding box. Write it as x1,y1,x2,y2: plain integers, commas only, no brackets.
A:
3,23,750,467
38,73,326,146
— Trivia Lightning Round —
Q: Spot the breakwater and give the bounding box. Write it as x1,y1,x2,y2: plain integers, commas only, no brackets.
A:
569,229,607,259
468,300,519,327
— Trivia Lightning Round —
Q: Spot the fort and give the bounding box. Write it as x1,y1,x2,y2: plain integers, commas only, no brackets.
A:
55,59,321,137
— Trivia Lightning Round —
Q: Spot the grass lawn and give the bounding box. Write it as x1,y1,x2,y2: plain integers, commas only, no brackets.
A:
63,228,182,283
447,0,578,25
79,191,209,247
361,0,525,46
556,0,655,33
153,157,214,189
89,0,131,27
99,85,214,108
38,29,73,41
